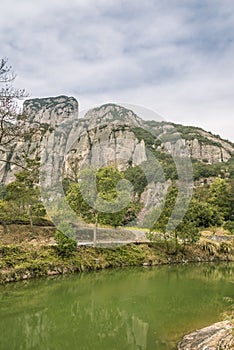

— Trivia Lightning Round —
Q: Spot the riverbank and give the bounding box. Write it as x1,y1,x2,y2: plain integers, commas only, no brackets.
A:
0,237,233,284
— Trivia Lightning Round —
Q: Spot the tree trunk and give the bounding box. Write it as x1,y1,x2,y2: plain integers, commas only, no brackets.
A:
163,231,169,252
174,232,179,253
93,214,98,247
28,204,33,227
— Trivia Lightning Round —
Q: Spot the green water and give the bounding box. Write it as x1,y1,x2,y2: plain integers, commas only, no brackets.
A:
0,263,233,350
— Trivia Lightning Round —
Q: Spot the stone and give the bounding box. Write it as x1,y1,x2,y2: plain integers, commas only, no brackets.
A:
178,321,234,350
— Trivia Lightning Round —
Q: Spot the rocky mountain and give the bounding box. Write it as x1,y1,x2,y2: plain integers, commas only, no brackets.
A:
65,103,234,177
64,104,148,178
0,96,79,186
0,95,233,226
0,95,233,188
145,120,233,164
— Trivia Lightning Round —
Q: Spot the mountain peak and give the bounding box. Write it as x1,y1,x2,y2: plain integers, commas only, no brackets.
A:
82,103,143,127
23,95,78,125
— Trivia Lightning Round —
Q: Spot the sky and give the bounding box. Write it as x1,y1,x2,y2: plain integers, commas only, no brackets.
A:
1,0,234,141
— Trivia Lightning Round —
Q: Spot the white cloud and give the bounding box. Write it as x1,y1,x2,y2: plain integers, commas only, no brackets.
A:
1,0,234,141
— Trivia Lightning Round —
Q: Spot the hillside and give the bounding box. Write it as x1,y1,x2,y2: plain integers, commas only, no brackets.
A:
0,96,233,235
1,97,233,184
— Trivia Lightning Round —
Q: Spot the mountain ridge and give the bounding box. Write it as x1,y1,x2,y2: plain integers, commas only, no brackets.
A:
0,96,233,187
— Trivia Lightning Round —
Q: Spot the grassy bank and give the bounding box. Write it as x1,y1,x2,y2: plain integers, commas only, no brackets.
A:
0,238,233,284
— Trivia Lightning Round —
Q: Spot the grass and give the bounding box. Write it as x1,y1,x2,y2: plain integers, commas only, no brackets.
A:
0,236,233,284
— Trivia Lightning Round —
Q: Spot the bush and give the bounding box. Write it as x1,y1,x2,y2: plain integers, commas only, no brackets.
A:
198,238,219,255
223,221,234,234
218,241,233,254
54,223,77,257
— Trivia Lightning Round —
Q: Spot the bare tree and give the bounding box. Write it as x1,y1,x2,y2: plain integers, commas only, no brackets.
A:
0,58,29,148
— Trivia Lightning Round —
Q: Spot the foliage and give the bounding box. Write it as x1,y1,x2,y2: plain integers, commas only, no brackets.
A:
3,156,46,225
123,165,147,196
122,201,143,226
223,221,234,234
62,177,73,195
132,127,158,148
0,199,12,221
149,186,178,250
208,178,232,221
151,151,178,180
198,238,220,255
175,219,200,246
148,184,225,250
185,198,223,228
66,165,133,228
54,223,77,257
151,186,178,233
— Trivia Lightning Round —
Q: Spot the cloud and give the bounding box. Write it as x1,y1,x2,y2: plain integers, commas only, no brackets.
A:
1,0,234,140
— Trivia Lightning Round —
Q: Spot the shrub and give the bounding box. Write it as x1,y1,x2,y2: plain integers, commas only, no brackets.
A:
198,238,219,255
223,221,234,234
54,223,77,257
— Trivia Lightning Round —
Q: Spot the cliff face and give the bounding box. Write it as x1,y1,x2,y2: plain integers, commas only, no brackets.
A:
144,121,234,164
64,104,147,178
0,98,233,187
1,97,233,225
159,133,233,164
23,95,78,126
64,104,234,180
0,96,79,186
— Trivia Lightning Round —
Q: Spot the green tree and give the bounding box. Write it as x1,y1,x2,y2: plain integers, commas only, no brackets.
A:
223,221,234,234
66,165,133,245
5,156,45,225
54,222,77,257
124,165,147,197
149,186,221,251
175,219,200,247
208,178,231,221
185,198,223,228
150,186,178,250
0,199,10,221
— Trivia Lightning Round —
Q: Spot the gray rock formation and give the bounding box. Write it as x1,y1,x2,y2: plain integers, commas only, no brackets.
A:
137,180,172,226
64,124,147,177
64,103,147,177
1,99,233,190
148,122,234,164
23,95,78,127
1,98,233,227
178,321,234,350
0,95,78,186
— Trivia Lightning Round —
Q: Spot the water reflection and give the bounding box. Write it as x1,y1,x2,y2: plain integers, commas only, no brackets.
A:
0,263,233,350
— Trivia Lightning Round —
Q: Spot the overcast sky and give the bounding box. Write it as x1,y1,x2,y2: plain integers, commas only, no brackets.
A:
1,0,234,141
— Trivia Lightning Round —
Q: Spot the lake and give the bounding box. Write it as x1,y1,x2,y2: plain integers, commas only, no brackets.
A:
0,263,233,350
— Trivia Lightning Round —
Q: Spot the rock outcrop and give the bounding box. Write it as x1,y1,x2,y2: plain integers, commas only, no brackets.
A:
0,98,233,190
64,123,147,177
178,321,234,350
148,122,234,164
64,103,147,176
0,95,79,186
138,180,171,224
